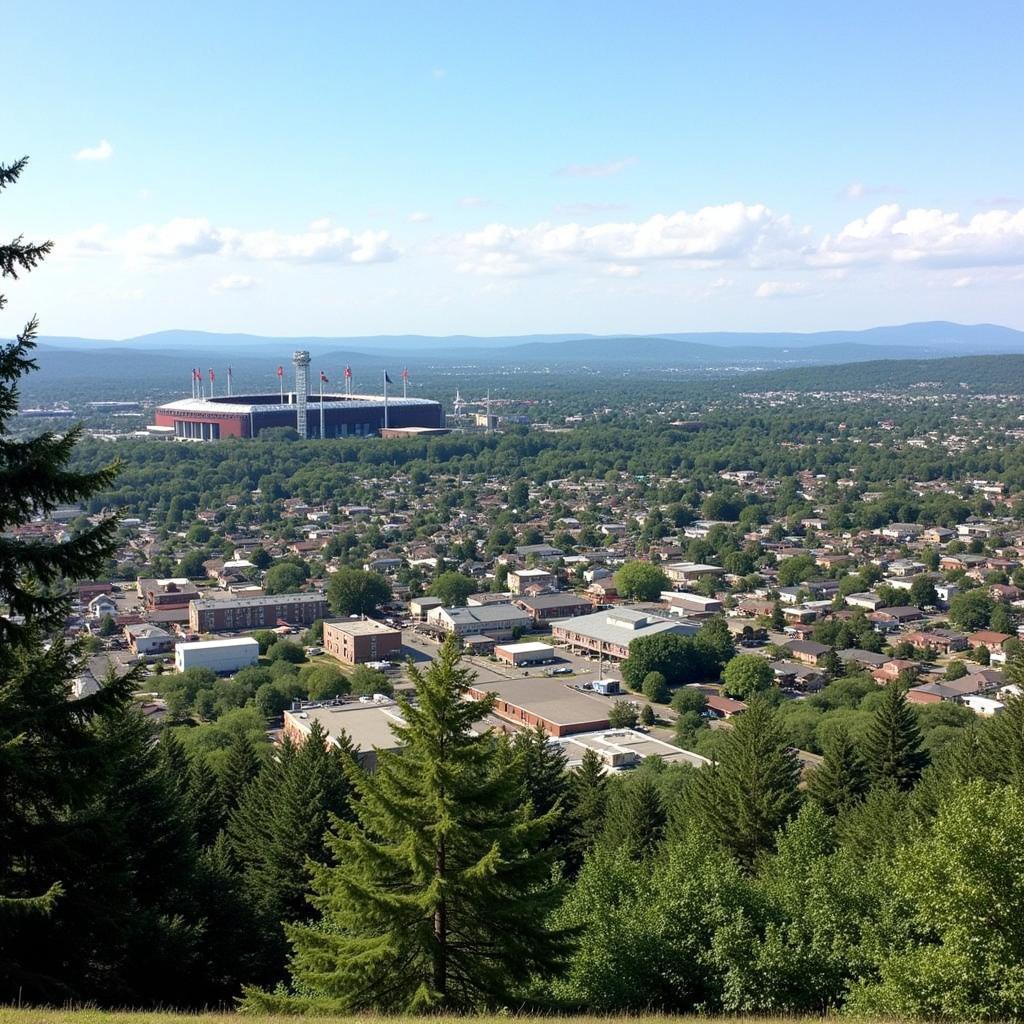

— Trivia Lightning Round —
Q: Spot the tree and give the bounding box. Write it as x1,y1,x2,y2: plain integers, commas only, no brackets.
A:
849,782,1024,1021
0,156,139,996
245,637,570,1012
693,615,736,675
602,773,666,860
990,601,1015,636
565,748,608,871
943,659,967,680
640,703,656,727
806,728,868,816
721,654,774,700
821,647,844,680
908,575,938,608
948,588,995,631
608,700,639,729
622,632,698,688
267,639,305,664
227,722,354,983
263,562,307,595
613,561,669,601
326,567,392,616
642,670,669,703
427,571,476,607
97,612,117,636
691,697,801,868
861,683,927,791
349,664,391,696
176,549,208,579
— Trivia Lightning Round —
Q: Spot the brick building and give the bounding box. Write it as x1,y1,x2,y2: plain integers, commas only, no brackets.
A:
323,618,402,665
188,591,328,633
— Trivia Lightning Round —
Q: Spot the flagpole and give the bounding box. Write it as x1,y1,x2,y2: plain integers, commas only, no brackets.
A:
190,370,195,399
319,372,325,439
383,370,389,430
227,366,232,397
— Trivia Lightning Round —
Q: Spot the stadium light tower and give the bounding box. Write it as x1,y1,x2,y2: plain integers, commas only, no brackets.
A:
293,350,311,439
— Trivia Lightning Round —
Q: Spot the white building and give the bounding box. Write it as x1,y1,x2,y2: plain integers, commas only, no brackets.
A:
174,637,259,674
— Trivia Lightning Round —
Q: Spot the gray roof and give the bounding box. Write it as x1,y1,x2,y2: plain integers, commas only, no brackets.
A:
551,606,700,644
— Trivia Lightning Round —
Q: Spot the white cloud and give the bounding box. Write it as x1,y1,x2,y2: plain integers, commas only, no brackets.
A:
408,210,433,223
818,203,1024,268
74,139,113,161
453,202,810,277
58,217,399,265
212,273,257,292
458,196,491,208
755,280,812,299
603,264,642,278
556,157,637,178
952,275,974,288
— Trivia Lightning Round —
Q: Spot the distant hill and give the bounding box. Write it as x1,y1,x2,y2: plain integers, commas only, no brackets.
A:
29,321,1024,367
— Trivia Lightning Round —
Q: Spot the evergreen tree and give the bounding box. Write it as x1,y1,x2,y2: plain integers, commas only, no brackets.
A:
565,748,608,871
806,728,869,816
861,683,927,791
245,637,570,1012
219,728,264,815
0,156,137,1000
227,722,354,982
602,773,666,860
511,723,570,821
691,697,801,868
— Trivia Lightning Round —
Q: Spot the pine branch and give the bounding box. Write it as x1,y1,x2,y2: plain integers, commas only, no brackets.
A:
0,156,29,192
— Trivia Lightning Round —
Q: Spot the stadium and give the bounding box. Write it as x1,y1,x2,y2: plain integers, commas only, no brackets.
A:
151,351,446,440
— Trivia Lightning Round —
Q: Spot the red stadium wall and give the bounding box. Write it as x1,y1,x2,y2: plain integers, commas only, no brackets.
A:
154,412,248,438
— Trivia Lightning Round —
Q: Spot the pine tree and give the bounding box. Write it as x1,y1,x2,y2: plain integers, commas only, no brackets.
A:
862,683,928,791
218,728,264,815
807,727,869,816
245,637,570,1012
602,772,666,860
691,697,801,869
565,747,608,871
227,722,354,983
0,156,136,1001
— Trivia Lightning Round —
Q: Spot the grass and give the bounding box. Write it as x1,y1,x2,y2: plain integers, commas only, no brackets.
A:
0,1015,836,1024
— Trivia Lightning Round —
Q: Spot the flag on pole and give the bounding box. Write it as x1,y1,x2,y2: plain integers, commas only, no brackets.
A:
276,365,284,378
401,367,409,380
320,370,329,383
343,366,352,379
384,371,393,384
209,368,215,382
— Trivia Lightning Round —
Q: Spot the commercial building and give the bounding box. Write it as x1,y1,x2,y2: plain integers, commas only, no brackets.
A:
660,591,723,617
174,637,259,674
188,591,328,633
283,698,405,770
124,623,174,656
513,593,594,626
507,567,556,595
551,728,709,772
136,577,201,610
426,603,533,641
323,618,402,665
494,641,556,666
664,562,726,586
550,607,700,661
465,677,613,736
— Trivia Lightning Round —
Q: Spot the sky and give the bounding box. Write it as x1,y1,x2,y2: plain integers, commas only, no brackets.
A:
3,0,1023,339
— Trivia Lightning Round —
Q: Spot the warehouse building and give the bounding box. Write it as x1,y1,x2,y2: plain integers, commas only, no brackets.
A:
188,591,328,632
174,637,259,674
323,618,402,665
494,641,556,666
550,607,700,661
283,697,405,770
465,677,613,736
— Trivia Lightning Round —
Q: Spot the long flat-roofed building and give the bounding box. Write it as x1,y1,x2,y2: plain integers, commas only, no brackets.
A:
465,677,614,736
551,606,700,661
551,728,710,772
189,591,328,632
426,603,532,641
283,698,405,770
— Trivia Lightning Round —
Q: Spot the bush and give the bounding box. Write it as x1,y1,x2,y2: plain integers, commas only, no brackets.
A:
608,700,639,729
267,639,305,664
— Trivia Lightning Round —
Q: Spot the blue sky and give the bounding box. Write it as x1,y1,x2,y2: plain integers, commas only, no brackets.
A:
3,0,1023,338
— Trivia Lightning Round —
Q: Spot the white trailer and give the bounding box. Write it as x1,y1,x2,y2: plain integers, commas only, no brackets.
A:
174,637,259,675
